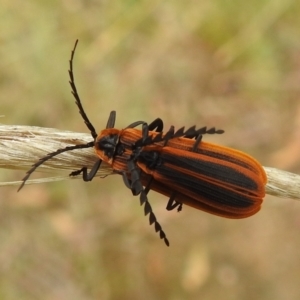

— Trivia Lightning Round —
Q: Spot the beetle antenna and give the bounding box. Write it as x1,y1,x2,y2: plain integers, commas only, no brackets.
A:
18,142,95,191
69,40,98,139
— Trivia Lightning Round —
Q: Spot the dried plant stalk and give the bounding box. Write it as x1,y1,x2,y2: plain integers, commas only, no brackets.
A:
0,125,300,201
264,167,300,200
0,125,113,187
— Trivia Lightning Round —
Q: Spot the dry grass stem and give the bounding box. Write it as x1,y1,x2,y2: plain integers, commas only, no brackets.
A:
0,125,299,200
264,167,300,200
0,125,113,187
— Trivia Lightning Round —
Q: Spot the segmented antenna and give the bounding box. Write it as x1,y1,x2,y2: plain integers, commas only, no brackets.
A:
69,40,98,139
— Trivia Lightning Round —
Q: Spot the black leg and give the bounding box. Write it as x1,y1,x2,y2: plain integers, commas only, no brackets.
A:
69,159,102,181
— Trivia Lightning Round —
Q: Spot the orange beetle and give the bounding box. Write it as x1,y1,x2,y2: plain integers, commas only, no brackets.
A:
19,41,266,246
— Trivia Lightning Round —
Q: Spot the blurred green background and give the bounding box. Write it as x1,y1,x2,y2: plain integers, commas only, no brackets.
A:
1,0,300,299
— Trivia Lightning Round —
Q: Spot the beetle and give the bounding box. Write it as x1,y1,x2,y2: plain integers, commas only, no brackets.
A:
19,40,267,246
